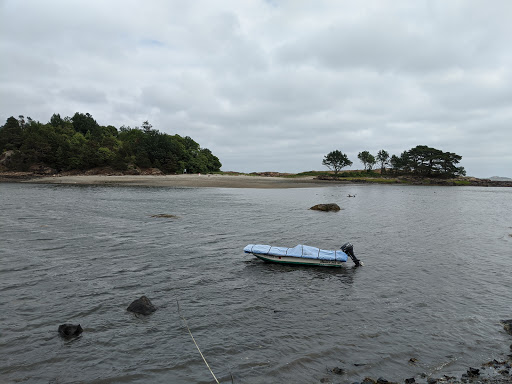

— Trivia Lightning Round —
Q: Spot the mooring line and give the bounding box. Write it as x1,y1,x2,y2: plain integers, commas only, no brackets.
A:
177,300,220,384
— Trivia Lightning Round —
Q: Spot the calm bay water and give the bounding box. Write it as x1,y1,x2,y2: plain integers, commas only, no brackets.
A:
1,182,511,384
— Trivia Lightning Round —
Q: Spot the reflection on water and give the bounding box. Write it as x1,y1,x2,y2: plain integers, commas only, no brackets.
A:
0,183,511,383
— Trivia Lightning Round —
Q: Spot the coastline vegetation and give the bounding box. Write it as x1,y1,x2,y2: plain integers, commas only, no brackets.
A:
0,115,505,188
0,113,222,174
323,146,466,179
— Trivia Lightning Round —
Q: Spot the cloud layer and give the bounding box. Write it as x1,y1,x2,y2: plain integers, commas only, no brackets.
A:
2,0,511,177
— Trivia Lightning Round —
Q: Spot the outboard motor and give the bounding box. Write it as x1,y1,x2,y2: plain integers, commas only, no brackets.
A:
341,242,362,266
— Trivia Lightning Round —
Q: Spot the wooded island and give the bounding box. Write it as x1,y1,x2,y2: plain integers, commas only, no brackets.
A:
0,113,222,174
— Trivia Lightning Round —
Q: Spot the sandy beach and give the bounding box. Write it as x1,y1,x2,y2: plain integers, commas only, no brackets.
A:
21,174,332,188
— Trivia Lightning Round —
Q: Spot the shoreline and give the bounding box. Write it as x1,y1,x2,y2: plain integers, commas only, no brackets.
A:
1,172,511,188
4,173,331,189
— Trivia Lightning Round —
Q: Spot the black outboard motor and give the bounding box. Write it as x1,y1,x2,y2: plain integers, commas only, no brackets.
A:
341,242,362,266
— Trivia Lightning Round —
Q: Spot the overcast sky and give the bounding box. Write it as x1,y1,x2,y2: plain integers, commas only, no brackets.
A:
1,0,511,177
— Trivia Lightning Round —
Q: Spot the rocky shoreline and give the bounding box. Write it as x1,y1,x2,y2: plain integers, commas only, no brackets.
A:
327,321,512,384
1,170,512,188
315,175,512,187
346,357,512,384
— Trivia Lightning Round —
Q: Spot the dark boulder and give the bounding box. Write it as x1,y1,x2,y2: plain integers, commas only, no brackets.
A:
58,324,83,338
127,296,157,315
310,203,341,212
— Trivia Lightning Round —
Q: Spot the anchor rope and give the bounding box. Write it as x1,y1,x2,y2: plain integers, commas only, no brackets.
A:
177,300,220,384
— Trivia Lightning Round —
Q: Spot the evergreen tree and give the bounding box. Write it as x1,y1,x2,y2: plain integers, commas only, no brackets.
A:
322,150,352,175
357,151,376,171
0,116,23,150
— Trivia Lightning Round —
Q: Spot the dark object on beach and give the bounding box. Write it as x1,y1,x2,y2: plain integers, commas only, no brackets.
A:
426,378,437,384
408,358,418,364
467,367,480,376
501,319,512,335
58,324,83,338
376,378,389,384
127,296,157,315
310,203,341,212
404,378,415,384
331,367,345,375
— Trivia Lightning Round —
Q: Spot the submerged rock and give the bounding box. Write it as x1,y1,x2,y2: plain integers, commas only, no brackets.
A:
501,319,512,335
331,367,345,375
127,296,157,315
310,203,341,212
58,324,83,338
151,214,178,218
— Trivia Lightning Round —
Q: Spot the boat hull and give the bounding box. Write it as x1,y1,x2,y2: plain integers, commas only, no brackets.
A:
253,253,346,267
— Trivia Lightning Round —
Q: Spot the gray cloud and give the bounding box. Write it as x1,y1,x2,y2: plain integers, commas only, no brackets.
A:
1,0,511,177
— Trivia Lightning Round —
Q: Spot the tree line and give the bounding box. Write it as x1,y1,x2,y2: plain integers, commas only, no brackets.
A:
0,113,222,174
323,146,466,178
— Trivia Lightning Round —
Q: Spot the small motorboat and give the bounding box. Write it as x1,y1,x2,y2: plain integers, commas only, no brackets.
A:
244,242,362,267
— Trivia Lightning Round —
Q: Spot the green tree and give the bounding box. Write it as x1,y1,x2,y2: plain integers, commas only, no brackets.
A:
358,151,376,171
141,120,152,132
72,112,101,138
390,153,407,173
50,113,64,128
376,149,389,174
390,146,465,178
0,116,24,150
322,150,352,175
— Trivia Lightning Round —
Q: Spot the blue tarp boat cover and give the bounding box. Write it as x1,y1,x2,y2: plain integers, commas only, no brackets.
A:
244,244,348,262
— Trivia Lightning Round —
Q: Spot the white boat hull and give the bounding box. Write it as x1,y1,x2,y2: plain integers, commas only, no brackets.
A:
252,253,346,267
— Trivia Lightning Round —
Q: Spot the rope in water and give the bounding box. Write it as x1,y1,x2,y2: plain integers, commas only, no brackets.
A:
177,300,220,384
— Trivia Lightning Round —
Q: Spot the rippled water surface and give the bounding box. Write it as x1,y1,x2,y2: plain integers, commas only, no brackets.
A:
1,182,511,383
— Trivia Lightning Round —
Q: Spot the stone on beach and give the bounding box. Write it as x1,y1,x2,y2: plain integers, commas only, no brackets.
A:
309,203,341,212
127,296,157,315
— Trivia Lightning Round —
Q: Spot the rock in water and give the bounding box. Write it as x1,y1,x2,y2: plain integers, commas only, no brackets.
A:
501,319,512,335
309,203,341,212
127,296,157,315
331,367,344,375
150,214,178,218
58,324,83,338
